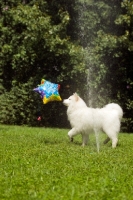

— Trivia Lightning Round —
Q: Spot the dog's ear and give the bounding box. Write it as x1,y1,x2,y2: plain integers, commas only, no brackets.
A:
74,93,79,101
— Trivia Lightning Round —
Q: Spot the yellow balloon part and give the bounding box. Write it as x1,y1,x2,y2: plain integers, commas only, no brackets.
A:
43,94,62,104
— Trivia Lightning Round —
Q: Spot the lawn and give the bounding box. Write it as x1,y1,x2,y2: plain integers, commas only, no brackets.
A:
0,125,133,200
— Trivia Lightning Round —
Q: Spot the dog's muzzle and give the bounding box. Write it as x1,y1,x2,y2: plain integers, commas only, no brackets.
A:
63,99,69,106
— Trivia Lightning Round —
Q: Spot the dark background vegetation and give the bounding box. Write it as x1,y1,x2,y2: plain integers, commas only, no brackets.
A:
0,0,133,131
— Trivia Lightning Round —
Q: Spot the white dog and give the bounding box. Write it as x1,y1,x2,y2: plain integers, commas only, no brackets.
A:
63,93,123,149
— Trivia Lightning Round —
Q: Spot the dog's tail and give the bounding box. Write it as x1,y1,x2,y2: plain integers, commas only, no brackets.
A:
104,103,123,120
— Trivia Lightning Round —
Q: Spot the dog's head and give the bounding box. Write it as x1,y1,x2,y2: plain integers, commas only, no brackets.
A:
63,93,79,107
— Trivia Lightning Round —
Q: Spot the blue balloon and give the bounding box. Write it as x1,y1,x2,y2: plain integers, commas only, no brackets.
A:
33,79,62,104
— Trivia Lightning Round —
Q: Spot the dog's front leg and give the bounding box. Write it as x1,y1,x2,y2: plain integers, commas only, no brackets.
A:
82,134,89,147
68,128,78,142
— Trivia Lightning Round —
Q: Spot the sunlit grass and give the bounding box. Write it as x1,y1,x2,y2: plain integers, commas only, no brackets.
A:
0,125,133,200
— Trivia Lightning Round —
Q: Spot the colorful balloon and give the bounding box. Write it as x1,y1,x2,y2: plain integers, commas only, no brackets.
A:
33,79,62,104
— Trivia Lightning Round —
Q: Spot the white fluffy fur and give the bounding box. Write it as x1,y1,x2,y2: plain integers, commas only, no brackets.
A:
63,93,123,148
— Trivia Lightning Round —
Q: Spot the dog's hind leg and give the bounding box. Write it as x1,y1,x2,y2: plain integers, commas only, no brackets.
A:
103,118,120,148
103,137,110,144
104,131,118,148
68,128,79,142
111,137,118,148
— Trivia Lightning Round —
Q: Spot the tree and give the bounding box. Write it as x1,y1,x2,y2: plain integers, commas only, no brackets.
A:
0,1,85,126
80,0,133,131
114,0,133,131
0,0,133,131
62,0,133,131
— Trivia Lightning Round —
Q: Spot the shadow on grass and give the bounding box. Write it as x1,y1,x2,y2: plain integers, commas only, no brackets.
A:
38,136,83,146
71,141,82,146
39,137,66,145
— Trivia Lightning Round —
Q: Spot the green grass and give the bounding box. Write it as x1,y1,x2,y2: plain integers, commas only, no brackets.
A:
0,125,133,200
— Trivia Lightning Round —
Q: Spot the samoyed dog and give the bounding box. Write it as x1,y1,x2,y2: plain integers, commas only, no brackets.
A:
63,93,123,149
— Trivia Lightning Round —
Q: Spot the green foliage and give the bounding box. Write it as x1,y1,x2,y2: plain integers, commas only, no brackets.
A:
0,82,34,125
0,2,85,85
0,125,133,200
0,0,133,131
73,0,133,131
92,0,133,130
0,0,86,126
70,0,124,107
